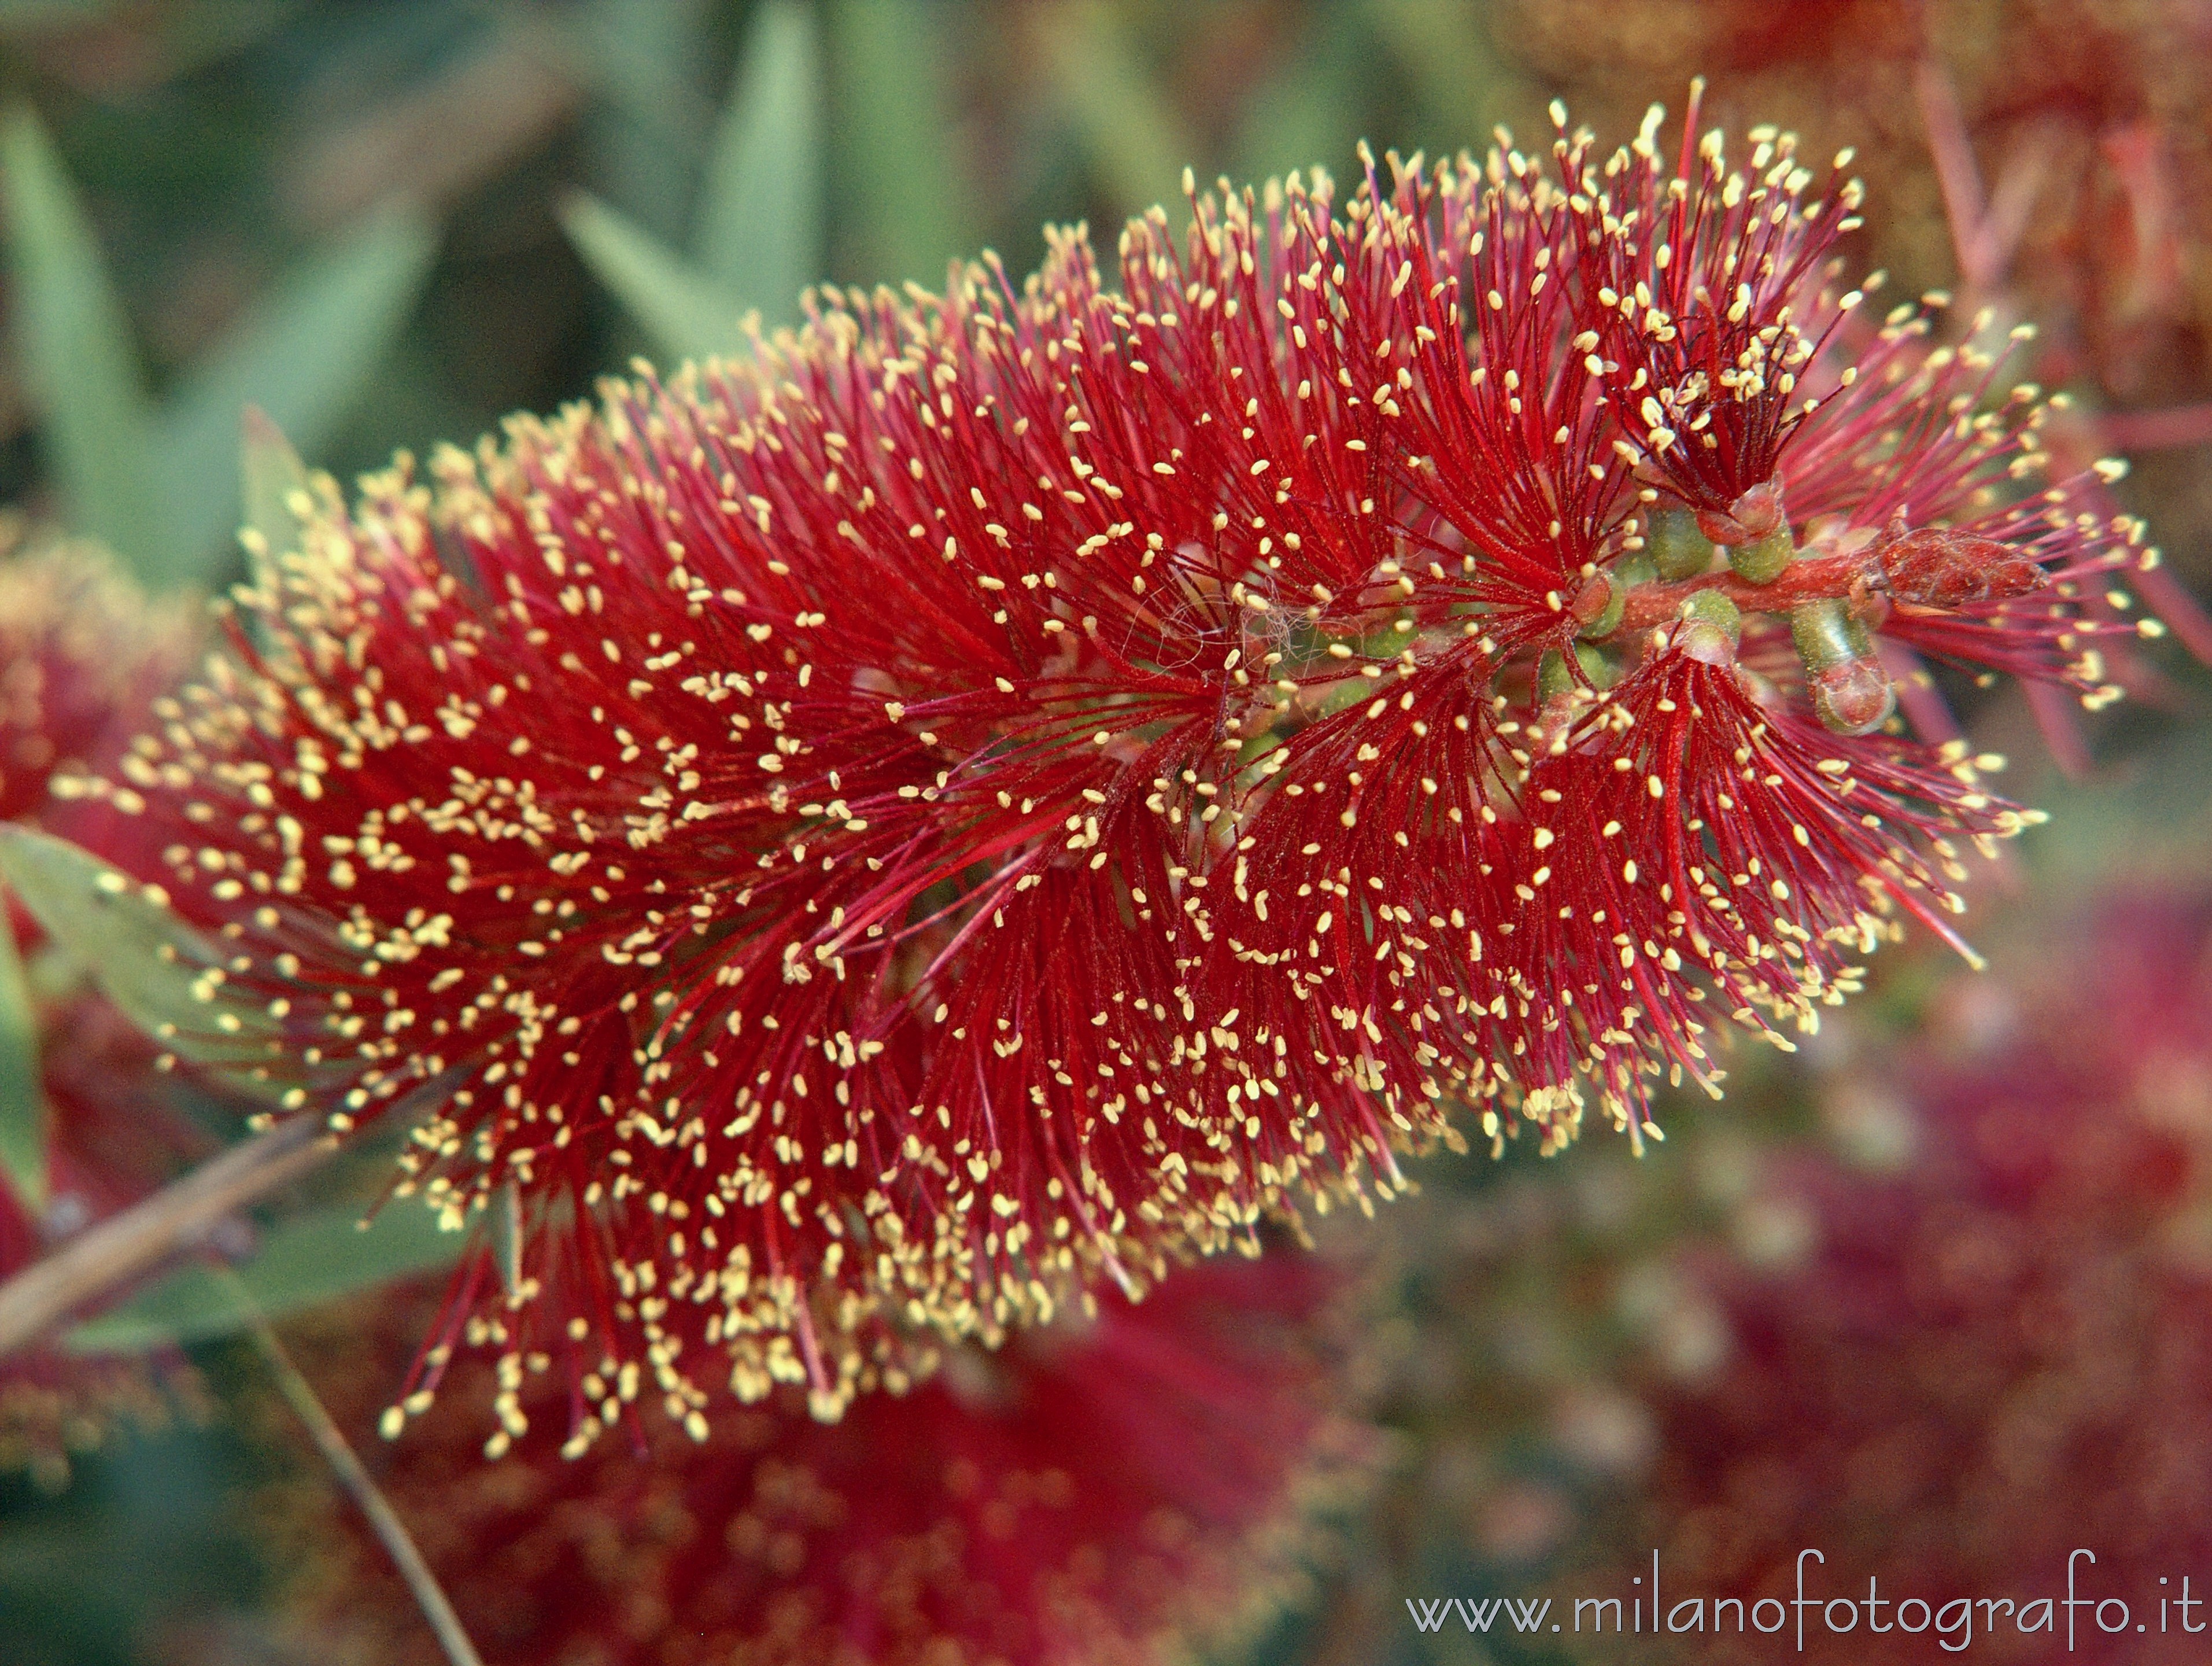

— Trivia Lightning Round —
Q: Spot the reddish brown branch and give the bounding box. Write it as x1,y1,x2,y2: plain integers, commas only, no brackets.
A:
1612,532,2047,637
1613,552,1882,633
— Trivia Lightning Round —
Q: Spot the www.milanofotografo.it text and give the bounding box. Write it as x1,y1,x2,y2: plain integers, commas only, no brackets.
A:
1407,1551,2211,1651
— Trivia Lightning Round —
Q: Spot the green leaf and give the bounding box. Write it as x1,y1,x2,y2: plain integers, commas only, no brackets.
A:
1035,2,1196,216
1361,0,1508,145
828,0,975,287
151,208,438,589
63,1197,468,1353
560,189,745,363
0,906,45,1212
695,0,821,327
0,827,279,1082
0,105,160,581
1228,4,1365,186
237,407,316,572
565,0,719,241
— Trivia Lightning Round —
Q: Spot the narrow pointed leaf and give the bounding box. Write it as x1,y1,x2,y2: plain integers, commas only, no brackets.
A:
0,105,160,578
559,190,744,363
829,0,975,286
566,0,720,240
694,0,820,326
0,826,280,1080
62,1198,468,1353
152,208,438,589
0,907,45,1211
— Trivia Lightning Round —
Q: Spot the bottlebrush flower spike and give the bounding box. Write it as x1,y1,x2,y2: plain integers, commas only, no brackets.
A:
52,98,2181,1438
258,1252,1377,1666
1576,94,1864,529
1504,614,2014,1104
1568,82,2162,710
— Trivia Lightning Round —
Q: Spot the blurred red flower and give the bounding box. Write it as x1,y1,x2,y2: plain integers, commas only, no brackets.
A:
1615,888,2212,1664
260,1250,1378,1666
0,529,205,1485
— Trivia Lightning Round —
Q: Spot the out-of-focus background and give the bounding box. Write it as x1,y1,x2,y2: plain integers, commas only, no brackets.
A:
0,2,2207,1662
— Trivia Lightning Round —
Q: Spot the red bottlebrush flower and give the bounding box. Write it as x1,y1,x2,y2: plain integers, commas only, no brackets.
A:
1606,888,2212,1663
0,530,205,1485
1574,101,1866,524
257,1251,1377,1666
1770,304,2154,699
1559,86,2156,702
51,100,2178,1440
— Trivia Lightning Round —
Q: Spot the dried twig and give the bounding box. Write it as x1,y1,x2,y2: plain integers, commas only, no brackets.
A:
0,1116,337,1355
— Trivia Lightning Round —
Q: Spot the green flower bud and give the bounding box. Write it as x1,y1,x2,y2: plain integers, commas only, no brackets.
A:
1580,553,1653,640
1574,641,1619,690
1536,646,1576,704
1789,594,1876,670
1727,522,1794,584
1674,588,1742,665
1648,510,1715,581
1790,598,1895,735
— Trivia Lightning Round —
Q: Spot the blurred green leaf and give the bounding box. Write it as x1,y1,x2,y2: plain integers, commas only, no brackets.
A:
1362,0,1509,146
1036,1,1195,216
0,827,279,1082
560,189,744,363
695,0,821,326
1230,5,1366,186
0,907,45,1212
829,0,976,286
565,1,826,357
63,1199,467,1353
2,109,435,593
0,105,161,583
568,0,719,242
152,208,438,587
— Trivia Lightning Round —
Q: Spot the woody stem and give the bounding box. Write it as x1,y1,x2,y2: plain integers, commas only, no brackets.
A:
1609,551,1881,635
